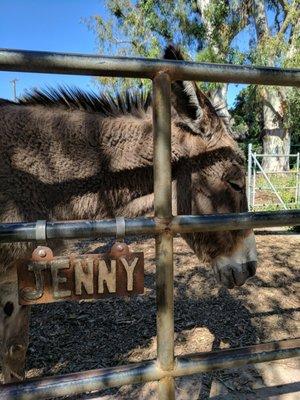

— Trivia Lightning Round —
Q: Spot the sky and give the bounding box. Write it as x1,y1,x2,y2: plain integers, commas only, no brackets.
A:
0,0,245,107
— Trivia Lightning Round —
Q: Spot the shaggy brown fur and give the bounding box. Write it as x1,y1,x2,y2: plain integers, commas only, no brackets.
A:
0,45,254,382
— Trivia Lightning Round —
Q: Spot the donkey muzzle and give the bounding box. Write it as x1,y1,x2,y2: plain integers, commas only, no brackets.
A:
213,232,257,288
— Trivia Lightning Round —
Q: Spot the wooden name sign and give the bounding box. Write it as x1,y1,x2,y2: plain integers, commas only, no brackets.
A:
18,244,144,305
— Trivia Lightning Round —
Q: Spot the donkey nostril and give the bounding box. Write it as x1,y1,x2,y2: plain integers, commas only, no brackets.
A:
3,302,14,317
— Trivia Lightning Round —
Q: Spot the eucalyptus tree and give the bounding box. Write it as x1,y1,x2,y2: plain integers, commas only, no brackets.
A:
86,0,249,135
251,0,300,170
87,1,299,170
195,0,250,133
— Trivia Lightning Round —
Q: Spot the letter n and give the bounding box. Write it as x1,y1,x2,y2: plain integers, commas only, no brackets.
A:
75,259,94,295
98,260,116,293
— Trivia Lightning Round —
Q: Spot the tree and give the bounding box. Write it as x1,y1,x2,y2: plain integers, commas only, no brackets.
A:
86,0,299,169
195,0,250,134
250,0,300,171
86,0,249,136
85,0,205,89
231,85,300,166
230,85,263,153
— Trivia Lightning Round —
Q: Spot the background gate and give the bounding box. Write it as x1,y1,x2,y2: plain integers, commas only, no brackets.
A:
0,49,299,399
247,143,300,211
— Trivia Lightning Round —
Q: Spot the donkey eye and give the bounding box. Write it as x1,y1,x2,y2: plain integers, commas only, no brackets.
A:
227,180,243,192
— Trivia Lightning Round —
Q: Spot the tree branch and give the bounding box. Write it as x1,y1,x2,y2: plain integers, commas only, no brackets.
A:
252,0,269,38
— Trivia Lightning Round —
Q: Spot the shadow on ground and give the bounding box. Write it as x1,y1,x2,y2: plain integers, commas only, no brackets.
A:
17,234,300,398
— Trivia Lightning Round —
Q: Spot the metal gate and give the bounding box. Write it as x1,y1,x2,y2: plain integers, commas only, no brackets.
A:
0,49,299,399
247,143,300,211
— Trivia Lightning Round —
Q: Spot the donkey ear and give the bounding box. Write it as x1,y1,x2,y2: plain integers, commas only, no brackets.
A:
163,45,203,134
163,44,185,61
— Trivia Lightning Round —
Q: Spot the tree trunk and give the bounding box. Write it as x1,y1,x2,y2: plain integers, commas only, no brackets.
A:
252,0,290,171
261,88,290,171
209,84,237,136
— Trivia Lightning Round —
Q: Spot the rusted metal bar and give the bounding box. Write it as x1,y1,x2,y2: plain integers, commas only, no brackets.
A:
170,210,300,233
153,72,175,399
155,232,175,400
1,339,299,400
0,49,300,86
1,210,300,243
153,73,172,220
158,377,175,399
175,338,300,376
0,217,158,243
0,361,161,400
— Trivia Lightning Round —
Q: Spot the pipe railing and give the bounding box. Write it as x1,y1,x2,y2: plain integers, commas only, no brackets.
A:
0,48,300,85
0,210,299,243
0,48,300,400
1,338,299,400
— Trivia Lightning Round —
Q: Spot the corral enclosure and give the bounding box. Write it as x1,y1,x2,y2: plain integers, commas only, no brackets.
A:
0,47,299,400
19,232,299,399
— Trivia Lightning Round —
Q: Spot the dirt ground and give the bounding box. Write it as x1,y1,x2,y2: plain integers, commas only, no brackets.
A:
12,232,300,398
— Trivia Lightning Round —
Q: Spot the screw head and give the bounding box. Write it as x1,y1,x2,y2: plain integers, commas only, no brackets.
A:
109,242,130,257
38,249,47,258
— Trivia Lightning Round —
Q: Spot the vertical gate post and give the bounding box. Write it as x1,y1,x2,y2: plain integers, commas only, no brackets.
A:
247,143,252,211
153,72,175,399
252,152,256,209
296,152,300,205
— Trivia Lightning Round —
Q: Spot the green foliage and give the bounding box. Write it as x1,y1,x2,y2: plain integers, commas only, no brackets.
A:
257,171,296,191
286,88,300,146
85,0,250,90
85,0,207,88
252,170,299,212
230,86,263,153
231,85,300,157
248,1,300,68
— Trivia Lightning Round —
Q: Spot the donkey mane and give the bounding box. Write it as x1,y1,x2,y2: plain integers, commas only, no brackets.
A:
1,84,226,121
4,86,152,117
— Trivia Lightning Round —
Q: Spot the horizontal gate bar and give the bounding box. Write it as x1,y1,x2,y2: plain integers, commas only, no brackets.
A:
0,217,157,242
0,210,299,243
0,49,300,86
1,338,299,400
171,210,300,233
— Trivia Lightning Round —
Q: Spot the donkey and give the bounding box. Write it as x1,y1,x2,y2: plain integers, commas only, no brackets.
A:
0,46,257,382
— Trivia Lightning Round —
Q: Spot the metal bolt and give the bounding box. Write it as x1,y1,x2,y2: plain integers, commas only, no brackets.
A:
38,249,47,258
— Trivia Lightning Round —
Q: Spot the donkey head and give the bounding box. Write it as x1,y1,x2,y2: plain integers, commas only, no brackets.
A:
164,45,257,288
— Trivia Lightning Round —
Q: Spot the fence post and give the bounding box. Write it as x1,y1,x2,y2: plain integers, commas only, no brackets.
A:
247,143,252,211
252,152,257,209
296,153,300,205
153,72,175,399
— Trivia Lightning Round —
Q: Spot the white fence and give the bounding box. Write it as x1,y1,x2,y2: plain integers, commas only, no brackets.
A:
247,143,300,211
